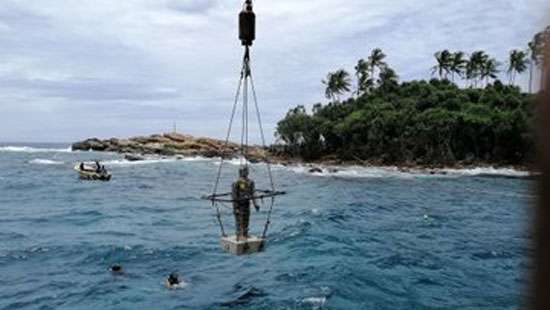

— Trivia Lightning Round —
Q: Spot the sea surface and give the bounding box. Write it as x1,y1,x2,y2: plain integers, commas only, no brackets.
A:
0,143,535,309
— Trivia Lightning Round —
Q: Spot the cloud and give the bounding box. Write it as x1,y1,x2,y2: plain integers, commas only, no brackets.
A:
167,0,219,14
0,76,180,101
0,0,548,142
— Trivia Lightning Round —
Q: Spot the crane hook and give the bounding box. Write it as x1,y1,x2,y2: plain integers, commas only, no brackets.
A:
239,0,255,46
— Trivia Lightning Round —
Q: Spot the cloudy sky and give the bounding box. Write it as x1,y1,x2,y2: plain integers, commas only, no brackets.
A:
0,0,549,143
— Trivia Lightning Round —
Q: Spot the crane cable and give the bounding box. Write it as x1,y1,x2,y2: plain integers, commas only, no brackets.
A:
210,58,246,237
208,0,282,240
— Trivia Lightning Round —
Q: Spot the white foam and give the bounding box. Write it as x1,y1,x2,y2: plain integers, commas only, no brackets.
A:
163,279,188,289
213,156,251,166
442,167,530,177
287,164,531,179
288,165,415,179
103,158,179,166
302,297,327,309
0,146,72,153
29,159,64,165
177,156,211,162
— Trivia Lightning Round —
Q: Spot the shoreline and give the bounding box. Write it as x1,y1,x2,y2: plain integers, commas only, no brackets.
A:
0,143,535,178
64,132,536,177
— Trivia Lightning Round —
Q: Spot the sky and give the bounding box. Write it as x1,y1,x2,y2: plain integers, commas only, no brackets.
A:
0,0,549,143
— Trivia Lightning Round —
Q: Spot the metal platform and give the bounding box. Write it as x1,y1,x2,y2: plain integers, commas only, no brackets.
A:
220,235,265,255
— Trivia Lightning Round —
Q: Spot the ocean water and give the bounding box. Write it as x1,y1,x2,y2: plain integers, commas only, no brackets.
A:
0,143,534,309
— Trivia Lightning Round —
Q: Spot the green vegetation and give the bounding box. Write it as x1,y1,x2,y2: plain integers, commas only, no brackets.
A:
275,28,550,166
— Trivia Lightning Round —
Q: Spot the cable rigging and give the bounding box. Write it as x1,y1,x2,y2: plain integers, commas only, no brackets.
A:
202,0,286,255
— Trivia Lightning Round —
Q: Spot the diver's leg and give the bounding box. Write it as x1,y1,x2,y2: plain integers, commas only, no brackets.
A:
243,205,250,238
234,208,242,238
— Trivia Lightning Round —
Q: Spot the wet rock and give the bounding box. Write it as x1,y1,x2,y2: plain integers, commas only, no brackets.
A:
309,167,323,173
124,154,145,162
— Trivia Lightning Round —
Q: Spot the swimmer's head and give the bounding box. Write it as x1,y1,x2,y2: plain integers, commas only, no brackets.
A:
110,264,123,274
167,272,180,285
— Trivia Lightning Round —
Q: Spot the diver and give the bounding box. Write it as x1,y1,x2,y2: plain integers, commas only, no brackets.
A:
231,165,259,240
165,272,182,289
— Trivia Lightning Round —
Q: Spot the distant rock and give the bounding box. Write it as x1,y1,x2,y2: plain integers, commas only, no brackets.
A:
72,132,267,162
124,154,146,162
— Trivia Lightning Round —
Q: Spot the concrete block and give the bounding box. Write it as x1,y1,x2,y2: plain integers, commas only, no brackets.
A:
220,235,265,255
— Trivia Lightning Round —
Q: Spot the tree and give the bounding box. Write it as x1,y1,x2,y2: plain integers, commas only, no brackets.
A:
367,48,387,84
449,51,467,82
378,66,399,90
354,59,372,96
480,57,501,86
507,49,528,86
466,51,489,87
322,69,352,101
431,50,453,80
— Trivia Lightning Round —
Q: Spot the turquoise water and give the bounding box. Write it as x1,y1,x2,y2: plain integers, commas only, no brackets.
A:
0,144,533,309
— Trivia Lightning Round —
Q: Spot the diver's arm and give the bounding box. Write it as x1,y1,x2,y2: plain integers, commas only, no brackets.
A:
250,181,260,211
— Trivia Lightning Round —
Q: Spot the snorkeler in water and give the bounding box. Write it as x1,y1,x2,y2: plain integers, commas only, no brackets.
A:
110,264,124,275
165,272,181,289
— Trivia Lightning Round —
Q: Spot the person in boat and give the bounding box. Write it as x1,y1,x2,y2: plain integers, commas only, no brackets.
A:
231,165,259,240
95,161,102,173
165,272,181,289
80,162,85,171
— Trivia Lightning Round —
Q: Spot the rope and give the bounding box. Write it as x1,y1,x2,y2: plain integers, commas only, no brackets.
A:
208,44,284,241
249,71,275,191
210,58,246,237
249,67,277,239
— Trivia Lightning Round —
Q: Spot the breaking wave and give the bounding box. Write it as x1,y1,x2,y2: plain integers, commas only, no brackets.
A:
103,158,179,166
287,164,532,179
29,159,64,165
441,167,531,178
0,146,72,153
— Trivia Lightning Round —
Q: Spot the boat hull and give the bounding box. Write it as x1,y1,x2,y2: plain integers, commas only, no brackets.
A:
74,165,111,181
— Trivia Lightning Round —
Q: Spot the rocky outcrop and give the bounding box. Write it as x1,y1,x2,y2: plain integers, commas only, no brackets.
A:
72,132,268,161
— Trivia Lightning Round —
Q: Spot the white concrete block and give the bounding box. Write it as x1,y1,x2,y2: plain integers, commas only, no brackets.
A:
220,235,265,255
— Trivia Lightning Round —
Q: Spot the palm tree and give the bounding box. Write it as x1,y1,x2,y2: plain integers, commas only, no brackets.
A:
367,48,387,84
480,57,501,86
466,51,488,87
354,59,372,96
431,50,453,80
449,51,467,82
507,49,528,86
322,69,352,101
378,66,399,89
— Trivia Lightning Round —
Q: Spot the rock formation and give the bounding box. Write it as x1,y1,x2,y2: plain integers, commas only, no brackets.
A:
72,132,269,162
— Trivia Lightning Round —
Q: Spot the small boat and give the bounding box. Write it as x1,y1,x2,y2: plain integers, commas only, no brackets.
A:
74,162,111,181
